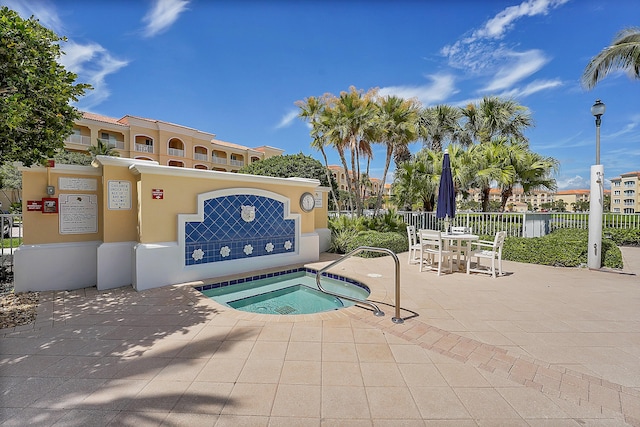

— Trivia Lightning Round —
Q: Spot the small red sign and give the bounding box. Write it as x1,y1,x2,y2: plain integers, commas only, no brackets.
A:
26,200,43,211
46,159,55,168
152,189,164,200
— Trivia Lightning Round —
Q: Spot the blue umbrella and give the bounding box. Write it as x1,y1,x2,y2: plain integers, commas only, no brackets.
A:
436,149,456,226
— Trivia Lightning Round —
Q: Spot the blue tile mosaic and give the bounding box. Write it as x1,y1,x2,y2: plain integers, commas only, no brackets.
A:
184,194,296,266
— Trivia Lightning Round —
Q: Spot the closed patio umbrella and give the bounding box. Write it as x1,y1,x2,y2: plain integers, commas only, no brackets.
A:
436,149,455,230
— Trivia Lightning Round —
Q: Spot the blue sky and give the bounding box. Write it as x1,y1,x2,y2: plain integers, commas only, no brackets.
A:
4,0,639,190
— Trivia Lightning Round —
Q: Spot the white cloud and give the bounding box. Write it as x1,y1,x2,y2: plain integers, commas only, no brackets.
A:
494,78,563,100
4,2,129,109
3,0,64,33
379,74,457,106
473,0,570,41
441,0,569,76
142,0,190,38
557,175,589,190
276,110,299,129
481,50,549,92
60,41,129,109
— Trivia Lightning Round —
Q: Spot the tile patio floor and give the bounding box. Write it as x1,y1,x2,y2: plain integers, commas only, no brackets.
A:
1,247,639,426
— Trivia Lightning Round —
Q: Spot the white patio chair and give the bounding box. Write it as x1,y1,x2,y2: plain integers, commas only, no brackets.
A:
418,229,453,276
406,225,421,265
466,231,507,278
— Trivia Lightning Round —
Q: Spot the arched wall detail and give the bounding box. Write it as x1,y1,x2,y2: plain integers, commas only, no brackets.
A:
179,188,299,267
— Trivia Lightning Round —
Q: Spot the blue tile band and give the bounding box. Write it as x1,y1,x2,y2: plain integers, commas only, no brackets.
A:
194,268,371,293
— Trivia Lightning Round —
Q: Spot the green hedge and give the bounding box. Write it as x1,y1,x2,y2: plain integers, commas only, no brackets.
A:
501,228,622,269
603,227,640,246
344,231,408,258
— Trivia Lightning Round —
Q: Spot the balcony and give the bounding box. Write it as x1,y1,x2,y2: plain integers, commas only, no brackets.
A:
168,147,184,157
194,153,208,161
100,138,124,150
65,134,91,145
135,143,154,153
212,156,227,165
230,159,244,167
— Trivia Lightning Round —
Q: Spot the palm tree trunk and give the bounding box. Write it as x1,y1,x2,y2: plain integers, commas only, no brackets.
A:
319,147,340,210
481,186,491,212
374,145,393,215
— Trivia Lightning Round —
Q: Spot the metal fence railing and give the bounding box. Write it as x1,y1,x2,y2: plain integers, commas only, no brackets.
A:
0,214,23,281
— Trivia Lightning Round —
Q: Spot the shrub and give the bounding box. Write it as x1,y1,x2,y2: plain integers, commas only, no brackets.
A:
362,209,406,233
603,227,640,246
501,228,622,269
344,230,408,258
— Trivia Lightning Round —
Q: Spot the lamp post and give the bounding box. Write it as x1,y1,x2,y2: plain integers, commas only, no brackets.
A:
591,99,605,164
588,99,605,270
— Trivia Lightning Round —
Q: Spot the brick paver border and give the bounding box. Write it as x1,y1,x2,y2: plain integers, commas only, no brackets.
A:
350,310,640,427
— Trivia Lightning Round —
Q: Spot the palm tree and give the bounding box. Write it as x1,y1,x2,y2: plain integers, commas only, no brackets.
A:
296,94,340,210
392,155,438,211
418,104,461,152
469,139,516,212
373,95,420,214
324,87,378,215
460,96,532,145
497,143,558,211
582,27,640,89
88,138,120,159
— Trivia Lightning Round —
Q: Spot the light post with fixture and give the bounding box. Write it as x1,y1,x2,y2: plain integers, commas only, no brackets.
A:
588,99,605,270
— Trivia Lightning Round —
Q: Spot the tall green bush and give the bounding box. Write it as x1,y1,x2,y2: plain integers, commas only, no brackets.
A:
501,228,622,269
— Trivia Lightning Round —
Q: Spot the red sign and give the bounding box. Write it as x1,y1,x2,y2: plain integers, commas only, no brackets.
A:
46,159,55,168
152,189,164,200
26,200,43,211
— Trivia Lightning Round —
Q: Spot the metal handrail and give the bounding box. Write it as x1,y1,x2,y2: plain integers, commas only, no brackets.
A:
315,246,404,324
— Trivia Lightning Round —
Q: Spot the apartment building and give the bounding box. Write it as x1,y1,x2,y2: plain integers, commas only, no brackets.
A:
610,171,640,213
328,165,392,197
65,112,284,171
466,188,554,211
554,189,590,212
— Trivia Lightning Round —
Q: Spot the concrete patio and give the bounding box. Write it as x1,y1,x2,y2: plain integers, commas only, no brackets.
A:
1,247,639,426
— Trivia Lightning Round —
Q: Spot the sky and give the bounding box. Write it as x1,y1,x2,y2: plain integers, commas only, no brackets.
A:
3,0,639,190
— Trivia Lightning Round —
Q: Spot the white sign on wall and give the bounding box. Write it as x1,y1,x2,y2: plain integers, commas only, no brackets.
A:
59,194,98,234
59,177,98,191
314,191,323,208
108,180,131,210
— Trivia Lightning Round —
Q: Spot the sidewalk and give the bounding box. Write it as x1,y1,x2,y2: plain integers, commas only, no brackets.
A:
0,247,638,426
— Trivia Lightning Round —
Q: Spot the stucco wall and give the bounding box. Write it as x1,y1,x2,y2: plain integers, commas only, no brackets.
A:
15,156,328,292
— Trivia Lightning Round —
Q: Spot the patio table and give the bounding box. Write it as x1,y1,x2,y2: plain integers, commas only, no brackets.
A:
441,232,479,270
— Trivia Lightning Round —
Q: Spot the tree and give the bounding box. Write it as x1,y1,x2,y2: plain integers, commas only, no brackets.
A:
498,144,558,212
0,162,22,207
469,139,516,212
88,139,120,159
460,96,532,145
323,87,378,216
418,104,461,152
0,7,91,166
582,27,640,89
296,94,341,211
238,153,338,206
392,151,439,211
373,95,420,214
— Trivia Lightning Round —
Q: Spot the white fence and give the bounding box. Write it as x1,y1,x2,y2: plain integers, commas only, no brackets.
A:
330,210,640,238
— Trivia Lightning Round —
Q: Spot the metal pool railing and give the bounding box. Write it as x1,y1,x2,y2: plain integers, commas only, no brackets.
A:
315,246,404,324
